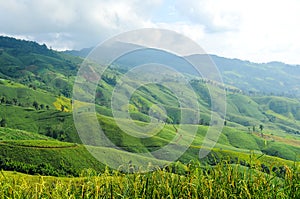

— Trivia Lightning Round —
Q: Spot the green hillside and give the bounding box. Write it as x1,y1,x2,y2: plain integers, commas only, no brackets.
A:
0,127,50,140
0,139,105,176
0,36,299,181
68,47,300,97
209,54,300,97
0,36,81,97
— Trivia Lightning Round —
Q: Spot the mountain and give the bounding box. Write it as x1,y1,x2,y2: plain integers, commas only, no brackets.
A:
64,47,93,58
66,44,300,97
0,36,82,97
209,55,300,97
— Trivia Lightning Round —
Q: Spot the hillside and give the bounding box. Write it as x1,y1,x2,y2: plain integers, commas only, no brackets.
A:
67,44,300,97
0,36,299,177
0,36,81,97
210,55,300,97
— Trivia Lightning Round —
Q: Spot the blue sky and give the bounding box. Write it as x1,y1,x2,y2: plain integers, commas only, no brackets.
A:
0,0,300,64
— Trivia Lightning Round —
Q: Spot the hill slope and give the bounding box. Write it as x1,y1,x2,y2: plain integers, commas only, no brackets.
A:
0,36,299,176
66,43,300,97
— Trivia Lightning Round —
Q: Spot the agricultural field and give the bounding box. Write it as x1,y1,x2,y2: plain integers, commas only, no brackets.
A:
0,36,299,198
0,160,299,198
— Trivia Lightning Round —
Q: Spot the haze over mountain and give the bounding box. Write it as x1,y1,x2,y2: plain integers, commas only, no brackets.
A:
65,43,300,98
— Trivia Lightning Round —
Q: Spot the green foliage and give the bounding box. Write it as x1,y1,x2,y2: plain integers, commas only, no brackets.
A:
0,118,6,127
0,160,298,198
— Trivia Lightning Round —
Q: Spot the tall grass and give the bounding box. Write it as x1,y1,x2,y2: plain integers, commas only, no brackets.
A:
0,160,299,198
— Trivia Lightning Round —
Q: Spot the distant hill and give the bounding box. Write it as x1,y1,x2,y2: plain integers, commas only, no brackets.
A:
66,43,300,97
208,55,300,97
64,47,93,58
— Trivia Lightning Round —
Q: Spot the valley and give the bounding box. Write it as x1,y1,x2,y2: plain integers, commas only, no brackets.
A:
0,36,299,198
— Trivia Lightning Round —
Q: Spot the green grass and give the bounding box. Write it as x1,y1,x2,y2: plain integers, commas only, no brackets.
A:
1,140,76,148
0,81,56,108
0,127,50,140
222,127,261,150
0,139,105,176
0,104,80,143
227,93,266,121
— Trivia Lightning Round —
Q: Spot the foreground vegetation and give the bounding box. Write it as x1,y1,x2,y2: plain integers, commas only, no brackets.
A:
0,160,299,198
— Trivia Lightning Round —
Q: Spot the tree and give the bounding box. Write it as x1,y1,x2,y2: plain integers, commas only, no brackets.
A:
40,104,44,109
0,118,7,127
33,101,39,110
62,87,71,97
259,124,264,137
252,125,256,132
61,105,65,112
12,98,18,105
199,118,204,125
259,124,264,131
46,105,50,110
0,97,5,104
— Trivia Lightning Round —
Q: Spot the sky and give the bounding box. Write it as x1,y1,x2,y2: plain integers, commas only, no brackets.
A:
0,0,300,64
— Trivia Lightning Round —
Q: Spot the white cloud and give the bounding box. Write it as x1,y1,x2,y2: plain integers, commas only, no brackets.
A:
155,22,205,43
174,0,242,32
0,0,300,64
172,0,300,64
0,0,159,50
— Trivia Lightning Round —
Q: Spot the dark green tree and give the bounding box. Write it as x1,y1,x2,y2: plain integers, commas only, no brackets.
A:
0,118,7,127
12,98,18,105
33,101,39,110
259,124,264,137
0,97,5,104
61,105,65,112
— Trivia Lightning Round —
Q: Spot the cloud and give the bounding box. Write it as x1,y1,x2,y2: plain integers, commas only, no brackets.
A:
0,0,160,50
174,0,242,32
0,0,300,64
173,0,300,64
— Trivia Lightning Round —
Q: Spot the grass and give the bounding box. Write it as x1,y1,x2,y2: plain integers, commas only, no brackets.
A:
0,127,50,140
1,140,77,148
0,79,72,112
0,159,298,198
0,104,80,143
0,139,106,176
222,127,261,150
